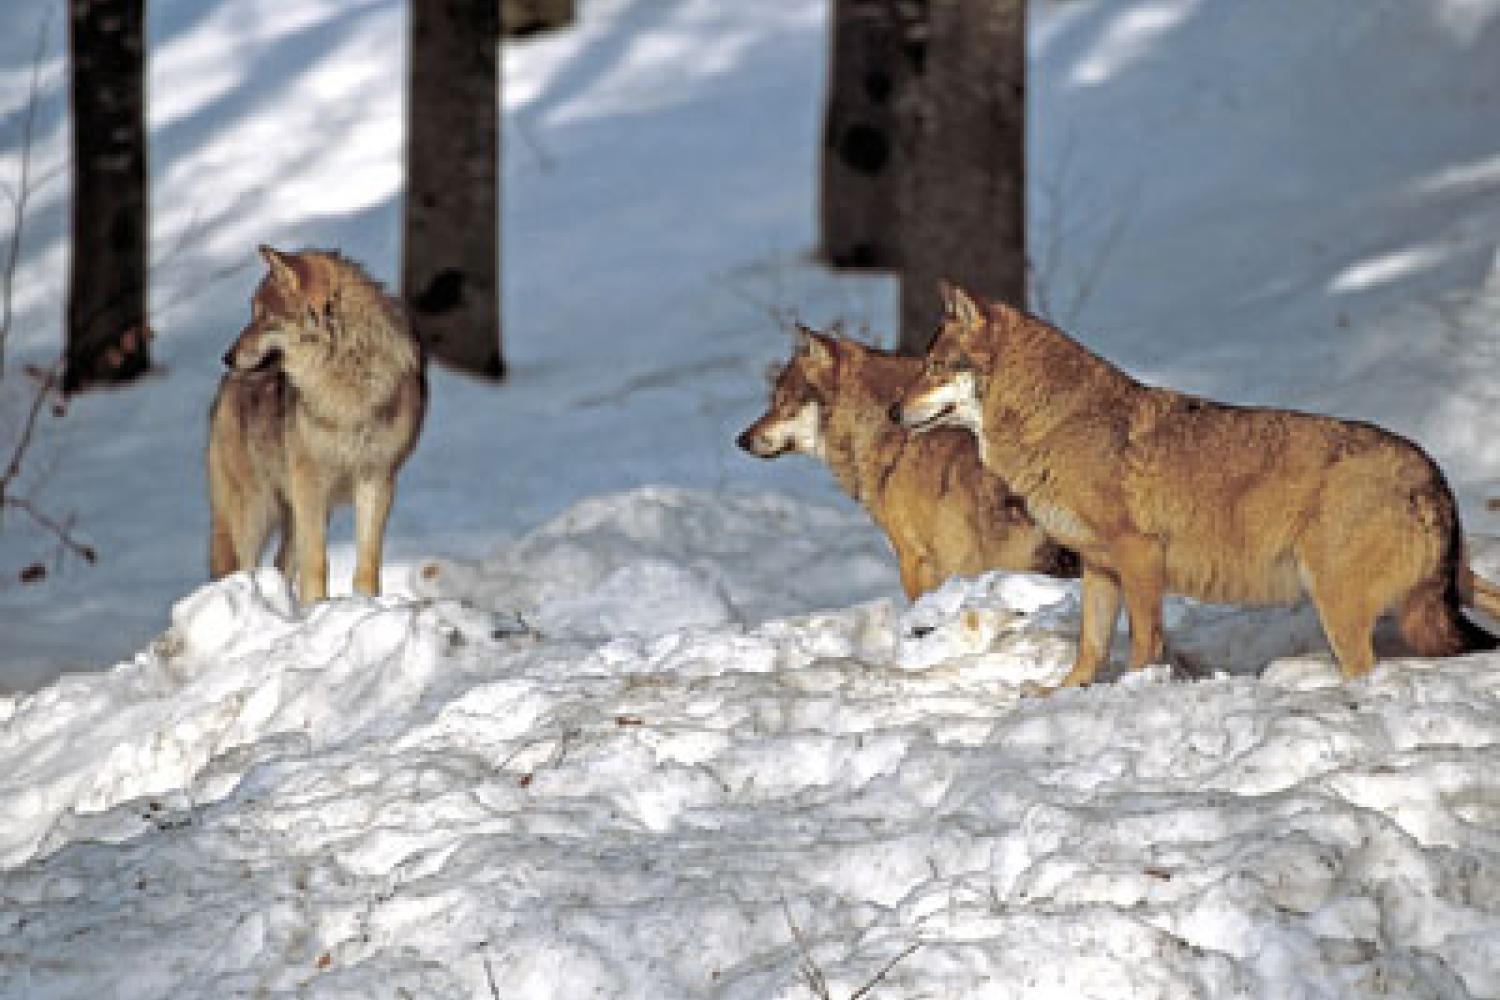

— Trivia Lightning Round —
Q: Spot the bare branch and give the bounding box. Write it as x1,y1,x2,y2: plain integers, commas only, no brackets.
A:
6,494,95,566
779,895,921,1000
781,896,832,1000
0,10,55,373
0,358,59,498
1061,198,1133,325
1028,131,1136,328
847,941,920,1000
0,358,95,573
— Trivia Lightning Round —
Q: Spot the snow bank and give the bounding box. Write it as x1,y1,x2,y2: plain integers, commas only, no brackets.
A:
4,487,1500,998
5,0,1500,993
408,485,901,638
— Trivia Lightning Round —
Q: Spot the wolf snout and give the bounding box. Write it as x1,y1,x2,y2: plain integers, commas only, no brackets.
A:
735,428,759,454
887,400,905,425
224,346,283,373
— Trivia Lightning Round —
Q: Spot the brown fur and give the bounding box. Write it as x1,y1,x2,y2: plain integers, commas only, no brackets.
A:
737,327,1077,599
207,247,426,603
897,283,1500,688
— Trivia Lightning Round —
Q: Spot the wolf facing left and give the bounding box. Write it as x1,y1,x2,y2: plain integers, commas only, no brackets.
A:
207,247,426,603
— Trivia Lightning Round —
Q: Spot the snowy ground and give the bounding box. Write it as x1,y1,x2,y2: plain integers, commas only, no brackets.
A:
3,0,1500,995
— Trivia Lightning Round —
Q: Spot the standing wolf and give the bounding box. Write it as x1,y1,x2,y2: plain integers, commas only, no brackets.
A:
737,326,1077,598
207,247,426,603
896,283,1500,688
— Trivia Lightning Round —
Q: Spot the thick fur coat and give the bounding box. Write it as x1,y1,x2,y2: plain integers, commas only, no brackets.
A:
738,328,1077,599
898,284,1500,688
208,247,426,602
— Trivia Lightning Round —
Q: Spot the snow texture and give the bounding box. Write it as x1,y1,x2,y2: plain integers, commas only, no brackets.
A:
3,0,1500,995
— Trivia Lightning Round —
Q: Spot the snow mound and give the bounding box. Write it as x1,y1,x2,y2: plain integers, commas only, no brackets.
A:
5,488,1500,998
0,569,483,870
409,485,903,634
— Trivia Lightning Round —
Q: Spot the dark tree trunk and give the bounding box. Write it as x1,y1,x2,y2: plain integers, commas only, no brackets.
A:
405,0,504,379
501,0,573,37
819,0,924,270
897,0,1025,354
66,0,151,394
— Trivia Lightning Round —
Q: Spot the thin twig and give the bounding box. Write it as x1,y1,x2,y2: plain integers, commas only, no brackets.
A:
1029,130,1135,327
780,895,921,1000
780,896,832,1000
1028,132,1077,322
1,360,95,569
482,951,500,1000
513,114,557,173
6,496,94,565
848,941,921,1000
1062,199,1133,325
1,359,58,496
0,10,54,373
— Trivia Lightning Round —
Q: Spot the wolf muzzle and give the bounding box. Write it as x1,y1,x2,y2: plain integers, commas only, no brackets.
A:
224,346,282,373
736,426,788,458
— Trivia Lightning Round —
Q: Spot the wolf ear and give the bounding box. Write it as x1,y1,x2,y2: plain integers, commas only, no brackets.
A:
792,322,816,354
799,327,838,371
940,281,985,328
259,245,301,290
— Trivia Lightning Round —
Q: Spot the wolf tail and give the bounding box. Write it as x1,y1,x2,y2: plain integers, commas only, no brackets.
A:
1400,581,1499,657
1399,491,1500,657
1401,551,1500,657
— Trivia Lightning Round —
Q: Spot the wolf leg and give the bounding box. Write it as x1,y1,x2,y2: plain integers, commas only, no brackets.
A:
353,476,395,596
897,548,941,600
1302,569,1380,678
1054,563,1121,688
219,495,275,578
1113,533,1167,669
208,457,272,578
209,504,238,578
288,458,330,604
273,499,297,586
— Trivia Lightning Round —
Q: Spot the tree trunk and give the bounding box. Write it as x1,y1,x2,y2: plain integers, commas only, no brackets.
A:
819,0,923,270
405,0,504,379
66,0,151,394
897,0,1025,354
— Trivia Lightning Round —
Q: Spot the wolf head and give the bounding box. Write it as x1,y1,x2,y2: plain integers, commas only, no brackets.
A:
736,325,847,459
894,282,994,435
223,247,340,378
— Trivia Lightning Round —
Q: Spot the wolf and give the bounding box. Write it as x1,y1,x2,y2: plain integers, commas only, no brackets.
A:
737,326,1078,599
207,246,426,603
896,283,1500,689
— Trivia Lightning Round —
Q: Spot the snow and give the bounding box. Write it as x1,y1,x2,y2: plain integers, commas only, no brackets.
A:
2,0,1500,995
